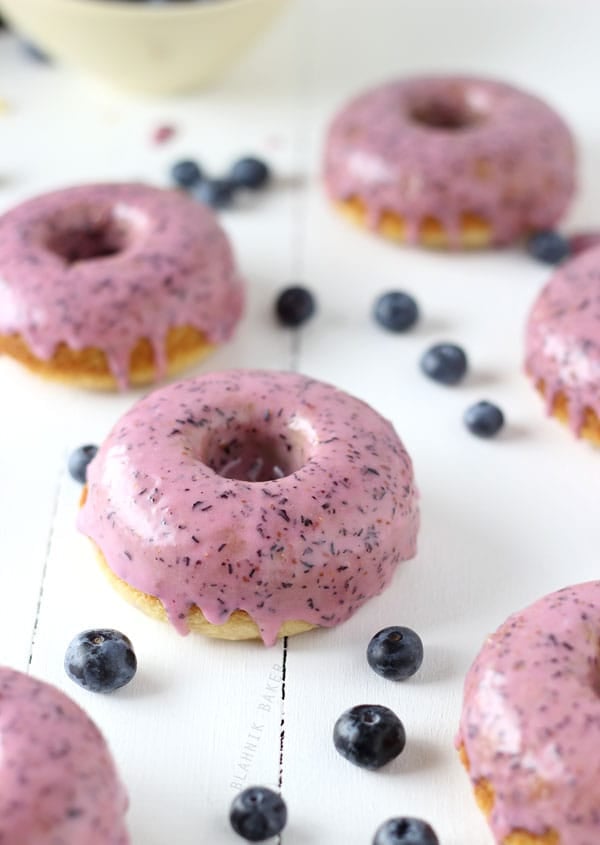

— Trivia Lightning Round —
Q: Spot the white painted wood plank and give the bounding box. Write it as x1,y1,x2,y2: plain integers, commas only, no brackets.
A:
1,1,600,843
279,2,600,843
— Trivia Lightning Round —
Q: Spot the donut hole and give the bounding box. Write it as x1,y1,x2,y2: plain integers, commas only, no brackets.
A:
43,206,135,264
202,420,311,483
410,94,483,131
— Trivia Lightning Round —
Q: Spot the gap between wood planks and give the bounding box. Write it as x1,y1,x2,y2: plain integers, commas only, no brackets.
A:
27,467,64,671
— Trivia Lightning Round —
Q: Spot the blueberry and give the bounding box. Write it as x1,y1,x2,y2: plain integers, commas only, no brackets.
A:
68,444,98,484
374,291,419,332
367,626,424,681
526,230,570,265
195,178,235,210
420,343,467,385
170,159,203,189
464,400,504,438
275,286,316,327
373,817,439,845
230,156,271,190
230,786,287,842
65,629,137,693
333,704,406,770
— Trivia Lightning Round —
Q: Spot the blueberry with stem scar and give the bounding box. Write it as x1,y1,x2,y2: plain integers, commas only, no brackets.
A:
333,704,406,769
367,626,424,681
65,629,137,693
229,786,287,842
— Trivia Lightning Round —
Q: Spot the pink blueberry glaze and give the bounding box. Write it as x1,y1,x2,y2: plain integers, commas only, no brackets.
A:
78,369,419,645
525,244,600,435
457,581,600,844
324,76,576,246
0,667,129,845
0,183,244,388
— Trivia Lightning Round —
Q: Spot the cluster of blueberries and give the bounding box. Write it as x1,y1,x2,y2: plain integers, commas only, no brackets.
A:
62,594,434,842
275,285,505,439
170,155,271,209
231,625,434,845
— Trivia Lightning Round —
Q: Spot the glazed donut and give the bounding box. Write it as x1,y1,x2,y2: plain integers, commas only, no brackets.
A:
323,76,576,249
78,369,419,645
0,183,244,389
457,581,600,845
525,244,600,444
0,666,129,844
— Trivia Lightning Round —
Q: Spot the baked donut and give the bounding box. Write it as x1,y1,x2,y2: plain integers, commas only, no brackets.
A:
0,183,244,389
77,369,419,645
525,244,600,444
0,666,129,844
457,581,600,845
323,76,576,248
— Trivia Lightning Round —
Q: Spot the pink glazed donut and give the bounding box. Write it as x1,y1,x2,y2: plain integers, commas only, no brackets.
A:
78,369,420,645
0,666,129,844
525,243,600,444
457,581,600,845
0,183,244,389
324,75,576,248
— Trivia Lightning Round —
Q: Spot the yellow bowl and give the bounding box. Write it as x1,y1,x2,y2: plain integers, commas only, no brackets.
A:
0,0,287,94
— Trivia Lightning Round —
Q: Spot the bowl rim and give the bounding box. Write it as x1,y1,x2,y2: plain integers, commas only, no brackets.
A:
2,0,286,20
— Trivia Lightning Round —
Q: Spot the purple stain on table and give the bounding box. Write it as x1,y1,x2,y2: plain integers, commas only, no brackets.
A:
78,369,419,645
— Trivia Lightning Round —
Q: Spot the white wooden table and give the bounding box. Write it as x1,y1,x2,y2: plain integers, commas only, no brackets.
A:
2,1,600,842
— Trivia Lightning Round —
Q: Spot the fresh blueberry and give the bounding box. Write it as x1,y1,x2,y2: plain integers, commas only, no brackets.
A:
420,343,468,385
526,230,570,265
170,159,203,189
367,626,424,681
464,400,505,438
65,629,137,693
68,444,98,484
333,704,406,770
374,291,419,332
195,178,235,210
230,786,287,842
230,156,271,190
373,817,439,845
275,285,316,327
